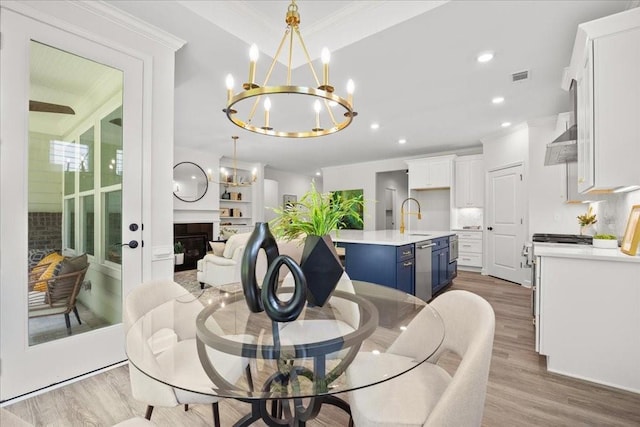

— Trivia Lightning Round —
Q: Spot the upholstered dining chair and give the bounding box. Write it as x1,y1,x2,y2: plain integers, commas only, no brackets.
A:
124,279,253,427
347,290,495,427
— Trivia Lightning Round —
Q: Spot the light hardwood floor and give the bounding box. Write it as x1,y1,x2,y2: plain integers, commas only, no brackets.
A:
4,271,640,426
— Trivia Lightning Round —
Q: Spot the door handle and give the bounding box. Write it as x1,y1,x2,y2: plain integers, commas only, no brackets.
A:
418,243,436,249
121,240,139,249
487,226,494,231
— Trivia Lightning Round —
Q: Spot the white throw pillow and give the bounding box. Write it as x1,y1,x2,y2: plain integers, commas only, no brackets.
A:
222,233,250,259
209,241,225,256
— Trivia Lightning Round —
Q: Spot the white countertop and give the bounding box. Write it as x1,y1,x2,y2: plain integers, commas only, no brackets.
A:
534,242,640,263
332,229,455,246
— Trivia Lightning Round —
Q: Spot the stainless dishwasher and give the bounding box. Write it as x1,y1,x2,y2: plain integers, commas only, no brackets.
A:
415,240,435,301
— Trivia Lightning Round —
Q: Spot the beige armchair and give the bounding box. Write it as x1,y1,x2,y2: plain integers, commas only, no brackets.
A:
197,232,251,288
197,234,304,289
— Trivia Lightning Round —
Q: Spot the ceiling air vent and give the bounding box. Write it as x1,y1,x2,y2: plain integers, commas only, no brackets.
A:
512,70,529,82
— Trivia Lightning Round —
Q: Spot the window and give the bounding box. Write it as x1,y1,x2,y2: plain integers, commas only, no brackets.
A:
104,190,122,264
81,195,95,255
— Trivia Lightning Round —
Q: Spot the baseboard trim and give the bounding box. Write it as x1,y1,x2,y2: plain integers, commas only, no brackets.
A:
0,360,127,406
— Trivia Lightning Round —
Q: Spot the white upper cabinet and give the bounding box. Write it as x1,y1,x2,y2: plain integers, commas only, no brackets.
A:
570,9,640,193
406,155,455,190
455,155,484,208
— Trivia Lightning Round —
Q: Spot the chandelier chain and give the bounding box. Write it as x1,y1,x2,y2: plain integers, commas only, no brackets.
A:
247,28,292,124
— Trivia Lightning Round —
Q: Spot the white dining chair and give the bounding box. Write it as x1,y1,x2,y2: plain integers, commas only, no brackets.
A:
347,290,495,427
124,279,252,426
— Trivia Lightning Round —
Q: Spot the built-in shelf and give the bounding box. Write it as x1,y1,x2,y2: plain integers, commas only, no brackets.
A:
219,199,250,203
220,216,252,219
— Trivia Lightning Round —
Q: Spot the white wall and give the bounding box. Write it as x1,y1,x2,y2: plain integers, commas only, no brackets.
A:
322,157,410,231
482,125,529,172
527,119,586,236
375,170,408,230
265,167,320,210
410,189,451,231
28,131,63,212
173,146,221,214
263,178,279,223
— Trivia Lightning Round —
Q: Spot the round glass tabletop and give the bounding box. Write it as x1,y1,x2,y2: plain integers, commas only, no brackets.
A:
126,280,444,401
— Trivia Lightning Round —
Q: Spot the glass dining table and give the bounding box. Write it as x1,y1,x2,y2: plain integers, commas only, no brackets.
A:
126,280,444,426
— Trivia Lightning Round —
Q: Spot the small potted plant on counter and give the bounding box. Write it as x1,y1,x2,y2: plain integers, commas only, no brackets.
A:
592,234,618,249
174,241,185,265
577,206,597,236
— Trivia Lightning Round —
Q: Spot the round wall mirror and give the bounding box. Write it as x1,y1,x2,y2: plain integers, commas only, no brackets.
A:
173,162,208,202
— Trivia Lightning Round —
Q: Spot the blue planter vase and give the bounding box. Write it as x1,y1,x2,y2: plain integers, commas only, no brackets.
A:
300,235,344,307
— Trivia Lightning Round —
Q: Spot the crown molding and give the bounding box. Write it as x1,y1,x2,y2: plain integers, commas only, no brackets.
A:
74,0,186,52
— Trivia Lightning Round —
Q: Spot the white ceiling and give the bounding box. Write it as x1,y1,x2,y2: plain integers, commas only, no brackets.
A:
30,41,122,136
106,1,632,175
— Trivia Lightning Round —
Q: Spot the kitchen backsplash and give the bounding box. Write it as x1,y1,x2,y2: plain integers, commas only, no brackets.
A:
589,189,640,238
453,207,483,229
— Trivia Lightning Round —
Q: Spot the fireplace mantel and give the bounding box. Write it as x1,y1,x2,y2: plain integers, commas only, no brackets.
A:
174,209,219,224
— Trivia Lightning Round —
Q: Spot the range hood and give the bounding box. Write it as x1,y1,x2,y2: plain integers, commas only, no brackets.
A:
544,79,577,166
544,125,577,165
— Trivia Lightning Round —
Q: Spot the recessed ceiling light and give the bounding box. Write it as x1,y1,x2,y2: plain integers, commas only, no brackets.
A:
399,139,407,144
492,96,504,104
316,171,321,176
501,122,511,128
370,123,380,130
477,52,494,63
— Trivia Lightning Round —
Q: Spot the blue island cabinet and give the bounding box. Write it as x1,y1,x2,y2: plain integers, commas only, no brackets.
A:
342,243,415,294
431,237,450,295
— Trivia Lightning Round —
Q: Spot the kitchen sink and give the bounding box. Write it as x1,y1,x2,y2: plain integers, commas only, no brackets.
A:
409,233,432,236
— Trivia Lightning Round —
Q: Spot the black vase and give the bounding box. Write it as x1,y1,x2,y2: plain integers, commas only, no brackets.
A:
241,222,279,312
300,235,344,307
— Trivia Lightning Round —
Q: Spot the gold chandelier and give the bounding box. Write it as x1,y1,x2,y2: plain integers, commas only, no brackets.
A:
209,136,257,187
223,0,357,138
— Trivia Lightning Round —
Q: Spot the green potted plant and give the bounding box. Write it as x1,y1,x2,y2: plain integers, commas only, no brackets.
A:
269,181,364,306
592,233,618,249
174,241,185,265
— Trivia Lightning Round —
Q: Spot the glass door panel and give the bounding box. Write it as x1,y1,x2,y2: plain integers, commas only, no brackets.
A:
79,127,95,192
28,41,123,345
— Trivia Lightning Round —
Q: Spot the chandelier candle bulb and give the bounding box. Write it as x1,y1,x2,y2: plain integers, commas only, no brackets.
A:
313,99,322,131
245,44,259,90
225,74,234,101
320,47,332,91
347,79,355,106
263,97,272,130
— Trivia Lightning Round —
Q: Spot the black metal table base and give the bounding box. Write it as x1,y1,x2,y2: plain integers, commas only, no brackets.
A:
234,394,351,427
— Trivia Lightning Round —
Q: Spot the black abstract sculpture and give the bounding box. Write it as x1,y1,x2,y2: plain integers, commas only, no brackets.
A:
241,222,306,322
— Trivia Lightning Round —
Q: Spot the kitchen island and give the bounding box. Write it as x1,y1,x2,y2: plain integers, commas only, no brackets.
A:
534,243,640,393
332,230,456,300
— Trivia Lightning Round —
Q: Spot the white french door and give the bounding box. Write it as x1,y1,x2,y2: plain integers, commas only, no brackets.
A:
0,8,143,401
486,164,525,284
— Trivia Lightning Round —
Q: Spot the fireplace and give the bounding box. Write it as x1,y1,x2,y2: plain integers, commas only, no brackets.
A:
173,223,213,272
